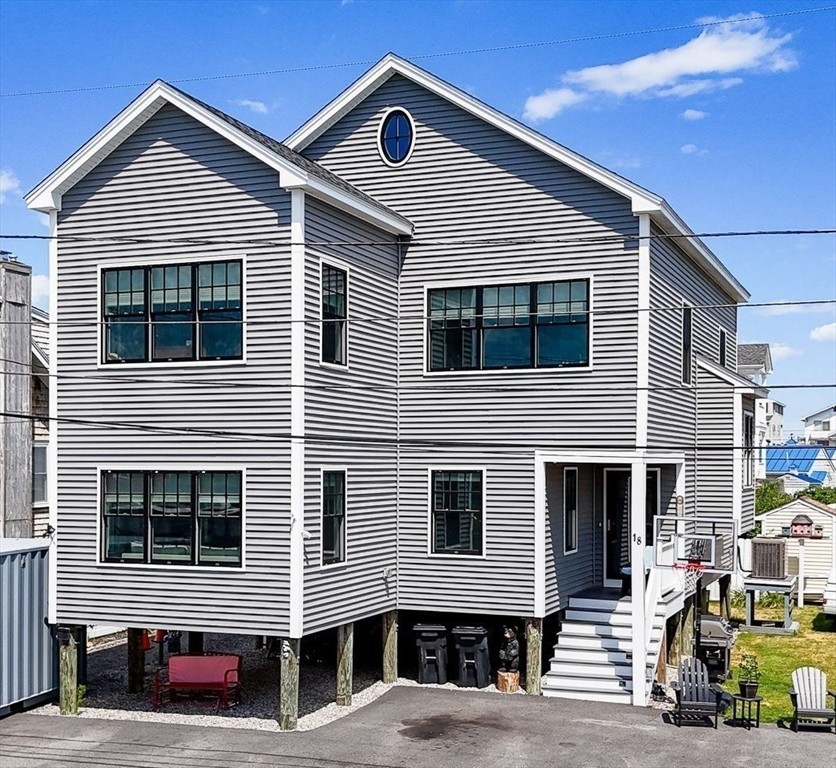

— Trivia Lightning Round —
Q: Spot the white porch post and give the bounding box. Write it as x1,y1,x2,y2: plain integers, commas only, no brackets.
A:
630,459,647,706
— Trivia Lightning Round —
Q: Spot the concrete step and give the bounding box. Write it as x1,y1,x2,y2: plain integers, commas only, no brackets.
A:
543,673,630,693
541,687,634,704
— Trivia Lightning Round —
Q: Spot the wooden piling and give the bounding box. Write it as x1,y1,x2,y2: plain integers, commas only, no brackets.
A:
279,638,300,731
525,618,543,695
668,615,681,666
719,575,732,619
127,628,145,693
681,597,695,658
254,635,264,650
336,623,354,706
188,631,204,654
58,630,78,715
382,610,398,684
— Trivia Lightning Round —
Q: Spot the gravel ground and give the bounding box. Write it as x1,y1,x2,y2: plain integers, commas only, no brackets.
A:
31,634,529,732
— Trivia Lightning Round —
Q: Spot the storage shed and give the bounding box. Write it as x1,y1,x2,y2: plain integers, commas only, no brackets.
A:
756,497,836,599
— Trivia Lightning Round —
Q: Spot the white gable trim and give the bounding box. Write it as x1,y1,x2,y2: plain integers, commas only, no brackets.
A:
25,81,412,237
697,354,767,396
286,54,748,302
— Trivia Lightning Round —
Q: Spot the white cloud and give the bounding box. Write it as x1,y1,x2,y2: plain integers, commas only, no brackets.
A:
681,109,708,120
769,342,803,361
232,98,269,115
757,300,834,316
680,143,708,156
810,322,836,342
0,168,22,203
524,14,796,120
523,88,588,120
31,274,50,308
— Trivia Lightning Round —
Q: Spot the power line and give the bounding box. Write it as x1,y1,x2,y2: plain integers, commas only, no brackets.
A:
1,298,834,327
1,7,833,98
2,229,835,249
0,410,810,453
0,361,831,395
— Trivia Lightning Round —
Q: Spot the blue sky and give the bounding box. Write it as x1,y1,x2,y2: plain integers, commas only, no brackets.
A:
0,0,834,433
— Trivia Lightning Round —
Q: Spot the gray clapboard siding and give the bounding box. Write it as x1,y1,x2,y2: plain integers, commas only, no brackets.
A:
695,365,735,525
302,198,400,634
544,464,596,614
304,74,642,615
53,104,294,635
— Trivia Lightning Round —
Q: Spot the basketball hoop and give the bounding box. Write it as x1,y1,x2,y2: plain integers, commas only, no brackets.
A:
672,561,706,594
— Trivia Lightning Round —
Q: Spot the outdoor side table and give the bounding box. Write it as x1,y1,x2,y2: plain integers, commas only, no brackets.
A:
730,694,762,730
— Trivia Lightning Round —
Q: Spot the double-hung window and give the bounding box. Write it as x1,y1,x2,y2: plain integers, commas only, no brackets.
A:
431,470,483,555
322,470,346,565
102,260,242,363
101,470,242,566
32,443,48,504
428,279,589,371
321,264,347,365
564,467,578,554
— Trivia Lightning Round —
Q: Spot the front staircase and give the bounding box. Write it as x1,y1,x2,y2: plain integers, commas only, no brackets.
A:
542,589,681,704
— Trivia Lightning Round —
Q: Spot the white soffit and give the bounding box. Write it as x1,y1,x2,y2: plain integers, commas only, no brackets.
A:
286,53,749,302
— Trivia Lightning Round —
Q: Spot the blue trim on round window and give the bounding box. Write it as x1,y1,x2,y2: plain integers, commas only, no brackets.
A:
380,109,413,165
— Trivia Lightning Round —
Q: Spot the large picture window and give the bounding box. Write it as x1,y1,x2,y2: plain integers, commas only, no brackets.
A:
321,264,347,365
322,470,346,565
103,260,242,364
428,279,589,371
101,470,242,566
431,470,483,555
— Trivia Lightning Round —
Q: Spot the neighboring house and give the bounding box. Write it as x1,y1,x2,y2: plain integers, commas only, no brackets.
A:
803,404,836,446
0,258,50,538
737,343,781,479
25,54,756,712
756,496,836,598
766,444,836,490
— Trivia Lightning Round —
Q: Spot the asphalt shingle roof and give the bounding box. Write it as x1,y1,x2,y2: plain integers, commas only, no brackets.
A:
737,343,771,367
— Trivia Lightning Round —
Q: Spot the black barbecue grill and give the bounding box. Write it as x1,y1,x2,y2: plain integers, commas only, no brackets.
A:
697,614,736,681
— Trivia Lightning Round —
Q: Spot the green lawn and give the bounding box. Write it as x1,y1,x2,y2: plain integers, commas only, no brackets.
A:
715,603,836,723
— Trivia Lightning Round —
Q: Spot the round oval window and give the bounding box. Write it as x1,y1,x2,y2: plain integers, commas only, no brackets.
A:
380,109,413,165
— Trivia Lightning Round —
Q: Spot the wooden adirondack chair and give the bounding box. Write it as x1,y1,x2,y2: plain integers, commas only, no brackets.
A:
789,667,836,732
670,656,725,728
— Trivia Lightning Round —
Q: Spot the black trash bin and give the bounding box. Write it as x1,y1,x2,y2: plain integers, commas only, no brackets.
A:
452,625,490,689
413,624,448,684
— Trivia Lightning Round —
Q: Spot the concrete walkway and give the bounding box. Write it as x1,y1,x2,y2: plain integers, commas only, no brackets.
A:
1,687,830,768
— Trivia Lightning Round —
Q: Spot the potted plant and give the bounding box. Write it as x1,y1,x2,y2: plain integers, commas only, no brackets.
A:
737,653,761,698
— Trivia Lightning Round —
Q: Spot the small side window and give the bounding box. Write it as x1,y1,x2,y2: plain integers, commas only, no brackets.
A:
564,468,578,555
681,304,693,385
321,264,347,366
32,443,48,504
322,471,346,565
719,328,727,368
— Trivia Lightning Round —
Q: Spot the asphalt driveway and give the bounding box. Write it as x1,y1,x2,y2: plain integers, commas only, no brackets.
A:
1,687,831,768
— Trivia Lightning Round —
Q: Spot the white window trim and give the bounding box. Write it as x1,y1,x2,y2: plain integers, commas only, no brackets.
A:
422,271,595,376
319,256,351,370
426,466,488,559
32,440,49,508
96,253,248,370
320,466,349,570
95,464,247,571
681,299,693,387
376,106,417,168
563,466,579,555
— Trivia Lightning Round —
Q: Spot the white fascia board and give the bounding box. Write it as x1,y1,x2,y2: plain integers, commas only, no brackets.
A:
295,175,413,236
286,54,660,210
649,203,749,303
286,54,748,304
802,404,836,421
696,354,767,396
25,80,410,236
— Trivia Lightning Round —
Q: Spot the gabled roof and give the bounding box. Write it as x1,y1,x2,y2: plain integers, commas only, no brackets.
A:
737,343,772,371
757,495,836,519
25,80,413,237
766,444,836,474
803,404,836,422
287,53,749,303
